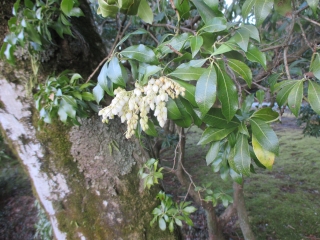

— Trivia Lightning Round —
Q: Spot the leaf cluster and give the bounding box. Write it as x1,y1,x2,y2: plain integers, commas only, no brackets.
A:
34,71,96,126
138,158,163,189
150,191,196,233
0,0,83,64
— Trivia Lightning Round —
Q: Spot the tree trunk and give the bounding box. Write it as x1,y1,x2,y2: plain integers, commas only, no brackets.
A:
0,1,178,239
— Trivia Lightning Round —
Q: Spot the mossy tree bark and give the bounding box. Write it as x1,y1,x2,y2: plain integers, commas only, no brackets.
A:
0,1,177,239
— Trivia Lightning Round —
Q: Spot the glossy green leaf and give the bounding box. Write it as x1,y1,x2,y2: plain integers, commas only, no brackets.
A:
190,35,203,58
238,122,249,136
177,59,207,69
61,95,77,108
241,24,260,42
213,42,242,56
255,0,274,26
97,0,118,18
198,127,236,145
252,135,275,170
202,108,240,128
250,118,279,155
173,52,192,63
121,44,157,63
200,17,227,33
159,218,166,231
310,53,320,80
245,44,267,70
251,108,279,122
228,59,252,87
172,79,197,106
107,57,126,87
137,0,153,24
204,0,223,15
231,29,250,52
276,81,295,106
268,73,281,93
180,98,202,126
169,67,205,81
81,92,95,101
229,168,243,184
98,62,114,96
206,141,220,165
144,119,158,137
159,33,189,55
174,0,190,19
173,98,193,127
306,0,319,13
308,80,320,115
93,84,104,104
59,98,76,120
167,98,182,120
256,89,265,104
242,0,255,19
232,134,251,176
61,0,74,15
195,67,217,116
191,0,216,24
69,7,84,17
117,29,149,47
288,80,303,117
216,64,238,121
141,65,162,85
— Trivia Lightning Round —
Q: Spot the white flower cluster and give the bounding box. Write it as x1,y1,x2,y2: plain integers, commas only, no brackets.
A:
98,76,185,139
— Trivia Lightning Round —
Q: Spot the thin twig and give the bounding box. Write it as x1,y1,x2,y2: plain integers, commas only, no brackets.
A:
297,20,313,51
284,46,291,80
300,15,320,27
165,44,183,56
86,16,130,83
261,44,286,52
152,23,196,34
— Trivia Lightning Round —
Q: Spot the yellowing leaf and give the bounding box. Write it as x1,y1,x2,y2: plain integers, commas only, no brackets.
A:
252,135,275,170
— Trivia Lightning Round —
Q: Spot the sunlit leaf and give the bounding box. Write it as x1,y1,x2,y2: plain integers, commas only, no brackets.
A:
252,135,275,170
121,44,157,63
137,0,153,24
255,0,274,26
287,80,303,117
198,127,236,145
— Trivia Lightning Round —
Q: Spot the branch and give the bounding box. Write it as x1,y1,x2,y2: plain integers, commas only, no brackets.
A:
152,23,196,35
300,15,320,27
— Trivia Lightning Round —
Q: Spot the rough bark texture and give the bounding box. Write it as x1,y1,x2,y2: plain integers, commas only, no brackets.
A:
0,1,177,239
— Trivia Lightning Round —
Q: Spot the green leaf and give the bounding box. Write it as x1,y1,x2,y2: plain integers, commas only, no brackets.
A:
251,108,279,123
93,84,104,104
137,0,153,24
159,33,189,55
59,98,76,121
268,73,281,93
256,89,265,104
254,0,274,26
245,44,267,70
144,119,158,137
98,62,114,96
169,67,205,81
69,7,84,17
177,59,207,69
216,63,238,121
310,53,320,80
242,0,255,19
276,81,295,106
173,98,193,127
198,127,236,145
61,0,74,15
229,168,243,184
200,17,227,33
241,24,260,42
184,206,197,213
306,0,319,13
228,59,252,87
230,29,250,52
191,0,216,24
180,98,202,126
250,118,279,155
61,95,77,108
121,44,157,63
308,80,320,115
171,79,197,106
213,42,242,56
288,80,303,117
238,122,249,136
190,36,203,58
233,134,251,176
195,67,217,116
81,92,95,101
108,57,126,87
202,108,240,128
117,29,149,47
252,135,275,170
167,98,182,120
97,0,118,18
159,218,166,231
174,0,190,19
206,141,220,165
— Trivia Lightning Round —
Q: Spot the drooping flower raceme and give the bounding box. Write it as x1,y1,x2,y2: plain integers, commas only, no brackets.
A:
98,77,185,138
